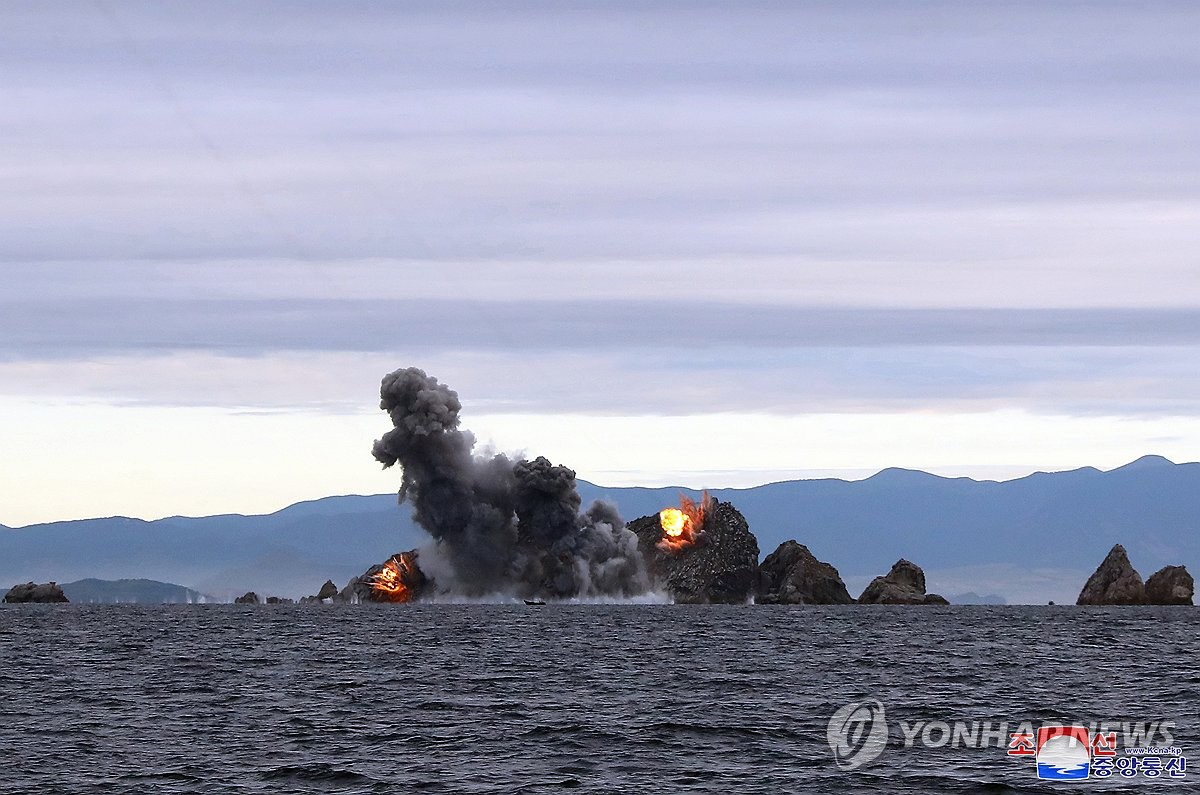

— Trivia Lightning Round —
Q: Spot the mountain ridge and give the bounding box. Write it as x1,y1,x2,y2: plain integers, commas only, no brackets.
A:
60,578,216,604
3,456,1196,604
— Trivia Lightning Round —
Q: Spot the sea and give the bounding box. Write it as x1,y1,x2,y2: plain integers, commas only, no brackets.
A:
1,604,1195,794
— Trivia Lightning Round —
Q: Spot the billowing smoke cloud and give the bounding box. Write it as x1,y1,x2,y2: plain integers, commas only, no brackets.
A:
372,367,649,598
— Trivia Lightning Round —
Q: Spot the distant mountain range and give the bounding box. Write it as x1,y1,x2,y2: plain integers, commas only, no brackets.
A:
2,455,1195,604
60,578,215,604
0,495,411,602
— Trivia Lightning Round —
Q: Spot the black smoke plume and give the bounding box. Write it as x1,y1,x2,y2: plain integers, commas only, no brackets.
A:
371,367,648,598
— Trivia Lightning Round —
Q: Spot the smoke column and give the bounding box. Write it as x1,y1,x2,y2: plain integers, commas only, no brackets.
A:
371,367,649,598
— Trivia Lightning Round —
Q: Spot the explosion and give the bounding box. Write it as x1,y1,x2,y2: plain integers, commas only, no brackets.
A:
371,552,422,603
660,508,689,538
371,367,649,599
657,491,710,553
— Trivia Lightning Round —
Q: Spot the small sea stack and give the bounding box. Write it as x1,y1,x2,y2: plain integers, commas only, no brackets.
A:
299,579,342,603
858,559,948,605
627,495,760,604
1144,565,1194,606
757,541,854,604
3,582,69,603
1077,546,1194,605
339,550,428,603
1076,544,1146,605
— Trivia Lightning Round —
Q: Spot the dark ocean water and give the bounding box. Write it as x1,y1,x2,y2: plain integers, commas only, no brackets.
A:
0,604,1196,794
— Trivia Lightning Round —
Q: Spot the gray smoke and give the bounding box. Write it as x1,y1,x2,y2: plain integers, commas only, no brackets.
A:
371,367,649,598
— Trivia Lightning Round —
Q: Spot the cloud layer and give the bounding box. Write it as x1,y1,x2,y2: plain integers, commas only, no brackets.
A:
3,3,1198,523
4,2,1199,268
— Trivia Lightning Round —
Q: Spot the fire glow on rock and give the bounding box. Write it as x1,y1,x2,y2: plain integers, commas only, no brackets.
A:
657,492,710,553
370,552,422,603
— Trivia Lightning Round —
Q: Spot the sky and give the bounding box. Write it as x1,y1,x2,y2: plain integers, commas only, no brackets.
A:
3,1,1199,526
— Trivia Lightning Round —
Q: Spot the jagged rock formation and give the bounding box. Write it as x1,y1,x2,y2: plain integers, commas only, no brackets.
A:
757,541,854,604
336,578,367,602
338,550,428,603
3,582,69,603
299,578,342,604
265,596,294,604
1076,544,1147,605
234,591,260,605
858,559,949,605
1144,565,1194,606
628,498,759,604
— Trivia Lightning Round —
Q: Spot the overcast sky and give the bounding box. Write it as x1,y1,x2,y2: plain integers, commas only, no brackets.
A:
3,2,1199,525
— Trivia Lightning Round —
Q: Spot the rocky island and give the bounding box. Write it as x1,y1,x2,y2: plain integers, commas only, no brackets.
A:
756,541,854,604
857,559,949,605
627,497,760,604
3,582,69,603
1077,544,1194,605
1145,565,1194,605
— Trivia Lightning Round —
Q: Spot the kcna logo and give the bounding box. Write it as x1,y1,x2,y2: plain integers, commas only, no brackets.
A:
1008,725,1187,781
1009,725,1110,780
826,700,1187,781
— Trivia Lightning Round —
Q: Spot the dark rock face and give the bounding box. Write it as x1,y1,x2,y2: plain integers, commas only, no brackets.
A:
628,498,759,604
1145,565,1194,605
885,559,925,593
339,550,428,603
1076,544,1147,605
265,596,294,604
858,559,948,605
3,582,69,603
336,579,367,602
233,591,260,605
757,541,854,605
300,579,340,602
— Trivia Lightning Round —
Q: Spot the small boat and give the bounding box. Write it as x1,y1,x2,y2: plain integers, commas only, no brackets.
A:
523,599,547,606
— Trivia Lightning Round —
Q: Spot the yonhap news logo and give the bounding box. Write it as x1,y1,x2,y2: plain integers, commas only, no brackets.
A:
825,699,1187,781
826,700,888,770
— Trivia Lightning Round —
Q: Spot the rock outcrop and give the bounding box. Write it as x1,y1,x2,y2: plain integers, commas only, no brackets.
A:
858,559,949,605
1144,565,1194,605
1076,544,1146,605
339,550,428,603
299,578,343,604
3,582,69,603
757,541,854,604
337,578,368,602
265,596,294,604
628,498,759,604
234,591,260,605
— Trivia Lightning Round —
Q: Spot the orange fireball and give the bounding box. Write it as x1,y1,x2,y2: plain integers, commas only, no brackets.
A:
659,507,689,538
371,552,421,602
657,491,709,553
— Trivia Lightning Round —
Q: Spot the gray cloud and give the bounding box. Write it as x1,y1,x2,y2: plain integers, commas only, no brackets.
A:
5,259,1200,309
3,2,1198,427
2,3,1199,268
6,299,1200,359
2,345,1198,418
